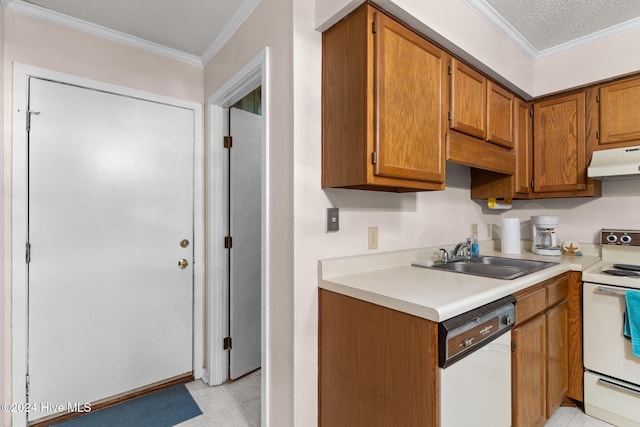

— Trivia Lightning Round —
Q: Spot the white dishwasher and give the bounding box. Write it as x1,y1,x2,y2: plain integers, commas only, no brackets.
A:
439,295,515,427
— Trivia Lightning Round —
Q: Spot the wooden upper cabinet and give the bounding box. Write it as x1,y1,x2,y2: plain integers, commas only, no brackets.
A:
487,81,515,148
374,11,447,184
598,76,640,147
514,98,532,195
450,59,487,139
450,59,515,149
321,4,447,192
533,92,587,193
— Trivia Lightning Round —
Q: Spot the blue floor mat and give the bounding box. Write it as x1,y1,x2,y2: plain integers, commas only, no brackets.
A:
52,383,202,427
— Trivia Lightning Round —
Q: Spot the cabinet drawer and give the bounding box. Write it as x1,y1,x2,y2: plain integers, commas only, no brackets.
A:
546,276,568,307
515,287,546,325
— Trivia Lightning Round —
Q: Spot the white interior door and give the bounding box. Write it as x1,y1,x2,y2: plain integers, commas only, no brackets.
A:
27,77,194,421
229,107,262,379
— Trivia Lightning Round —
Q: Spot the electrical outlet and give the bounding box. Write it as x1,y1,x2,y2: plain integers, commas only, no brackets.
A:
487,223,492,238
471,223,478,236
368,227,378,250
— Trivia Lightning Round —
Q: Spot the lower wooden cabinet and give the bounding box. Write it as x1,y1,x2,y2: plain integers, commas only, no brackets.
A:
546,300,569,415
513,314,547,427
512,274,569,427
318,289,438,427
567,271,584,401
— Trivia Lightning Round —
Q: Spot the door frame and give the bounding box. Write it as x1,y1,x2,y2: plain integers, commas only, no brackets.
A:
11,63,204,427
205,48,268,409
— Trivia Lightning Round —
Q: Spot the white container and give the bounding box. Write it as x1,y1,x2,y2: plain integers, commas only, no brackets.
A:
501,218,521,254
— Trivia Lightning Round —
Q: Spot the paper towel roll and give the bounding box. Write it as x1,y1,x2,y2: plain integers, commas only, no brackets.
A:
502,218,521,254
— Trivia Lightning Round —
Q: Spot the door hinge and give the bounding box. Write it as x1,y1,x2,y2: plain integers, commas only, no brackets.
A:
25,373,30,399
531,180,535,189
26,110,40,132
223,337,232,350
596,94,600,103
596,130,600,139
371,152,377,165
372,20,377,34
26,242,31,263
448,111,452,121
511,340,516,352
223,136,233,148
448,64,452,75
529,107,534,117
224,236,232,249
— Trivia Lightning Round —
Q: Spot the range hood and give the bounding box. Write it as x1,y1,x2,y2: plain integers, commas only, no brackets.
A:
587,146,640,180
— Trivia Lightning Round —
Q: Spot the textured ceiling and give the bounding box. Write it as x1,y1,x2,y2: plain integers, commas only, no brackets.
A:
482,0,640,51
23,0,244,56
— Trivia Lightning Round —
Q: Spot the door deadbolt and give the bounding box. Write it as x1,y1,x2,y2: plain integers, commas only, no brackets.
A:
178,259,189,269
180,239,190,248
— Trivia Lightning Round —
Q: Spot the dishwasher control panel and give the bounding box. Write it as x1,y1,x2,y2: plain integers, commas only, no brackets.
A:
438,295,515,368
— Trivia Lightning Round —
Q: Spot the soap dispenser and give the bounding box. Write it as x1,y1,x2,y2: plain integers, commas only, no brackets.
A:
471,224,480,257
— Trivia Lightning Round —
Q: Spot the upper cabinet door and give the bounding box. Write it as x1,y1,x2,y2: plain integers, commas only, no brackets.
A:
599,77,640,146
487,81,515,149
533,92,586,193
449,58,487,140
373,12,446,183
514,99,532,195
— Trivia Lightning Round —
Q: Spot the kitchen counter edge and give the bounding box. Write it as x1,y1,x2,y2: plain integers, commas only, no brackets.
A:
318,244,600,323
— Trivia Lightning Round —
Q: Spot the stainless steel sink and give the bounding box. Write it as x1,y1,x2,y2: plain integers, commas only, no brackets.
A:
427,256,558,280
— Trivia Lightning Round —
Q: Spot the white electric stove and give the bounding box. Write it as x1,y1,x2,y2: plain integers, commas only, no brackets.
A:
582,229,640,427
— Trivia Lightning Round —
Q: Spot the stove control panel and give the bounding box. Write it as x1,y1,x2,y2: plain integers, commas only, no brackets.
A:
602,229,640,246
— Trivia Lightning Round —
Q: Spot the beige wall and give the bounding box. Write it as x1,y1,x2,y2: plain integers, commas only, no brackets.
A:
203,0,294,425
4,12,203,103
1,10,203,427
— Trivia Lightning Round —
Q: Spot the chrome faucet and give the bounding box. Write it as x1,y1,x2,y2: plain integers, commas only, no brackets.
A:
439,248,450,263
440,239,473,263
453,239,472,260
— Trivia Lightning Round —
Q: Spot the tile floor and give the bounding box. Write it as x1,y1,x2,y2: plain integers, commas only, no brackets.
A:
178,369,261,427
545,406,614,427
179,371,613,427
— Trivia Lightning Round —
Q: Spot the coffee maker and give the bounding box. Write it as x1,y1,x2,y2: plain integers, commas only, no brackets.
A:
531,216,562,256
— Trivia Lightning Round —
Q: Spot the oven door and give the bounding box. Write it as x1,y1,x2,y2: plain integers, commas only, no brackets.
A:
584,282,640,382
583,282,640,426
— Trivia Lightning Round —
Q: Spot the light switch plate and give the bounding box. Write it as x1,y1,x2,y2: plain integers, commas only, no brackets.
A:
327,208,339,232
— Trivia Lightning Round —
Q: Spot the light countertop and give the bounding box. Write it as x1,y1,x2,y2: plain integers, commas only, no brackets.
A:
319,242,600,322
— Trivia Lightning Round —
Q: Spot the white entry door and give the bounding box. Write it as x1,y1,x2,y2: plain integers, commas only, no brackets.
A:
229,107,262,379
27,78,194,421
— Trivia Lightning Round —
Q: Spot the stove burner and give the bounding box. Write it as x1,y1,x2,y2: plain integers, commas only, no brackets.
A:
613,263,640,272
603,269,640,278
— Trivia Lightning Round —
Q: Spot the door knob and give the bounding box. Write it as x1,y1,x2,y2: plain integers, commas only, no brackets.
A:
178,259,189,269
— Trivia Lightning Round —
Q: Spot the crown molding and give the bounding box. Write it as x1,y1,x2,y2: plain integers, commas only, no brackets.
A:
463,0,538,60
537,15,640,58
200,0,261,66
464,0,640,60
6,0,203,67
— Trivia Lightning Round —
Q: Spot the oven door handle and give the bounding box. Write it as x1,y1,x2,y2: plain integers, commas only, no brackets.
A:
596,285,627,296
598,378,640,396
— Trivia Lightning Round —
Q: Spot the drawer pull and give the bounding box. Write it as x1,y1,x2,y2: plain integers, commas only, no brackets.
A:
598,378,640,396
